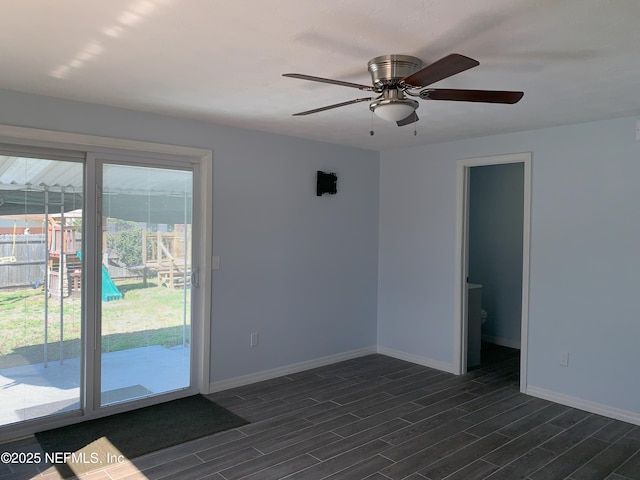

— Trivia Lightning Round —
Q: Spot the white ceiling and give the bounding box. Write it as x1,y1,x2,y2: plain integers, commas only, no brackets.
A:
2,0,640,151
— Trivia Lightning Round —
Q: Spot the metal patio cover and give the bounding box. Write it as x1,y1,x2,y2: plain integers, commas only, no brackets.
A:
0,156,192,224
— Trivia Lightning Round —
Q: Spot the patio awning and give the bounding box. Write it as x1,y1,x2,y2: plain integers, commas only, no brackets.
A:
0,156,192,223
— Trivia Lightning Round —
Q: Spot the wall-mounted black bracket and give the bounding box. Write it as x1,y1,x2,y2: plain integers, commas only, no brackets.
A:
316,171,337,196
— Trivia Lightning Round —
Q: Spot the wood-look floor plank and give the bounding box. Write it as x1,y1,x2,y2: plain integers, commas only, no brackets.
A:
569,437,640,480
483,447,557,480
381,419,476,463
418,432,511,480
530,437,610,480
380,431,478,480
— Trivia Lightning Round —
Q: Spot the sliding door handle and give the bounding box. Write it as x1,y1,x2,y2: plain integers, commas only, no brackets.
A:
191,268,200,288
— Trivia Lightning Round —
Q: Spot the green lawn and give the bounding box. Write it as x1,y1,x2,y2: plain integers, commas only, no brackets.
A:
0,279,190,369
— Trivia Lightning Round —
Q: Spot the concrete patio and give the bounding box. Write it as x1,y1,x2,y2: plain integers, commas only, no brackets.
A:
0,345,190,426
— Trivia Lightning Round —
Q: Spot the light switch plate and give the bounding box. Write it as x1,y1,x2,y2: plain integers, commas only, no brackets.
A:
560,351,569,367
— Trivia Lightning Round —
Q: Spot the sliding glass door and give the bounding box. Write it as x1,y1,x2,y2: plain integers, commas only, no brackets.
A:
0,155,84,426
0,142,203,438
99,163,193,406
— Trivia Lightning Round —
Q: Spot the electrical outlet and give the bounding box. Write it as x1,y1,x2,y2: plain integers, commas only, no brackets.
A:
560,351,569,367
250,332,258,347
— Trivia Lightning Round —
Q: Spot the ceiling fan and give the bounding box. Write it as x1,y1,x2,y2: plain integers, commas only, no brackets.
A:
283,54,523,126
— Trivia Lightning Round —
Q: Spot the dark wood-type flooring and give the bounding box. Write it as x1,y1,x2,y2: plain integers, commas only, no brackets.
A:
2,344,639,479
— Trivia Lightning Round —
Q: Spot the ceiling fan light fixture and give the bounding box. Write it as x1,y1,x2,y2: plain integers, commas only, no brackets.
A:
369,98,418,122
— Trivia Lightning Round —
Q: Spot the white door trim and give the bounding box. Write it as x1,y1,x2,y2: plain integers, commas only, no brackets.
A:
453,152,531,393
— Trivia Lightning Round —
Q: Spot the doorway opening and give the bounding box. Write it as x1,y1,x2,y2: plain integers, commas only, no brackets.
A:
454,152,531,392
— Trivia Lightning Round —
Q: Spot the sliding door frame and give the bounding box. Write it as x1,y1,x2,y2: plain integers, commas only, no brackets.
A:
88,153,202,414
0,125,213,441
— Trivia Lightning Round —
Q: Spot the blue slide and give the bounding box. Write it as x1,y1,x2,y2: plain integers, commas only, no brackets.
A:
77,252,123,302
101,265,123,302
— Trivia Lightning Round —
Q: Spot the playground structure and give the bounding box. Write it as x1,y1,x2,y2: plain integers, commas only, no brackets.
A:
1,214,192,293
47,219,81,298
46,216,123,301
44,219,191,294
142,227,191,289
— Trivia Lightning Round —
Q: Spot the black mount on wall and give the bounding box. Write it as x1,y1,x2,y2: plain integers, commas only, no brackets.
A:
317,171,337,196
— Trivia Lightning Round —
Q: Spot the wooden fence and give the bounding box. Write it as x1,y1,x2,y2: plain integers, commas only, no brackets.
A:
1,234,152,290
0,234,46,289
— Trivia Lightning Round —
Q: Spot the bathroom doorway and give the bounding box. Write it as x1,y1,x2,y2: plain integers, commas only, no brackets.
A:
454,152,531,392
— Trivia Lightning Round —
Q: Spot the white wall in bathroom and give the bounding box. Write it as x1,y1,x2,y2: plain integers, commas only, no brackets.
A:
468,163,524,347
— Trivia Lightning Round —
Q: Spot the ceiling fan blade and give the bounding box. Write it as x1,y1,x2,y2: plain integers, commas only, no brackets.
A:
421,89,524,104
402,53,479,87
283,73,374,91
291,97,374,116
396,111,419,127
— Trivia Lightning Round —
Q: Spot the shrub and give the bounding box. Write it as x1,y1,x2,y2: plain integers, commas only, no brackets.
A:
106,220,143,266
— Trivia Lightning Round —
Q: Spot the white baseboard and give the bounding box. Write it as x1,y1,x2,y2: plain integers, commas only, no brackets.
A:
376,346,457,374
209,346,640,428
482,335,521,349
526,385,640,426
208,346,377,393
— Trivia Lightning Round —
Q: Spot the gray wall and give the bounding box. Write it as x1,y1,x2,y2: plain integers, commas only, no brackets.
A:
469,163,524,347
378,115,640,416
0,88,380,383
4,87,640,420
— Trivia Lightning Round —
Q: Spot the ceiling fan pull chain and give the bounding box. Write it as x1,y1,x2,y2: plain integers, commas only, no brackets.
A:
370,110,375,136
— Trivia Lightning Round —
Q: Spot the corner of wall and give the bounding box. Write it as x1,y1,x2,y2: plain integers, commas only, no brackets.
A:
376,346,457,374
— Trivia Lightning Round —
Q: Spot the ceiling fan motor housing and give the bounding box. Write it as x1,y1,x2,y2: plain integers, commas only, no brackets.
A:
367,54,423,88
